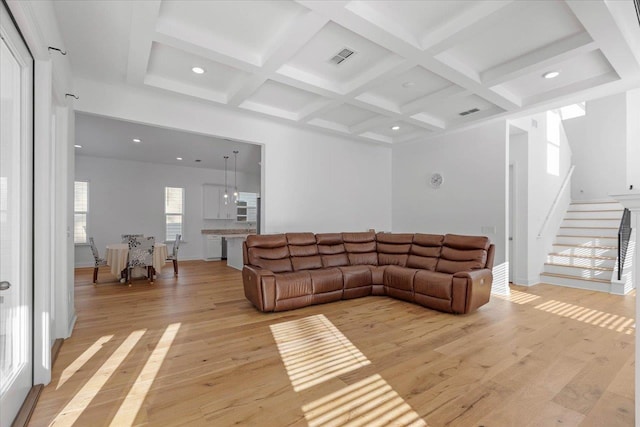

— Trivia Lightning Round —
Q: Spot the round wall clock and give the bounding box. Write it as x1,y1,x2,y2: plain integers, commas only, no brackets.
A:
429,172,443,188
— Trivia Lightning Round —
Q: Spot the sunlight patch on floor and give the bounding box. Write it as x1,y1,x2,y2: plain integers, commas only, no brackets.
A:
302,374,428,427
493,289,541,305
56,335,113,390
51,330,146,426
270,315,370,392
109,323,181,426
534,300,634,334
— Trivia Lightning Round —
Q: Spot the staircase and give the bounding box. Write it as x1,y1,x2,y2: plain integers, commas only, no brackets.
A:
540,199,624,292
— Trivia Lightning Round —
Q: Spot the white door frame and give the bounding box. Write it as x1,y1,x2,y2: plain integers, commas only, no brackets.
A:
0,2,34,424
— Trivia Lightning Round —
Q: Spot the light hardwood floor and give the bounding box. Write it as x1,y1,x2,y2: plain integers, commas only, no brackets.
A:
29,261,634,426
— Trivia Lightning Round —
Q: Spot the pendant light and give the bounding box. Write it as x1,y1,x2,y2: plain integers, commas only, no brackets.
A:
223,155,229,205
233,150,239,204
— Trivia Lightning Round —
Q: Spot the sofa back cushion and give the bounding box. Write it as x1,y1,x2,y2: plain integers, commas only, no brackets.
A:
407,234,444,270
287,233,322,271
376,233,413,266
343,232,378,265
316,233,349,267
245,234,292,273
436,234,489,274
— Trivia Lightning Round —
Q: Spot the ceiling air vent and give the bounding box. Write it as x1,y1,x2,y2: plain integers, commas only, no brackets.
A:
329,48,355,65
459,108,480,116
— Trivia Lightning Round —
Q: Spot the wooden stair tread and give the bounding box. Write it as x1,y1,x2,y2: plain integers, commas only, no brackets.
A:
553,243,617,250
563,218,621,221
556,234,617,239
566,209,624,213
570,201,620,205
548,252,616,260
544,262,613,271
559,226,617,229
540,272,611,284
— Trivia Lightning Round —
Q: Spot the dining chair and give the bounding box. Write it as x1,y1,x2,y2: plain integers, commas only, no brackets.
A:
89,237,108,284
127,236,155,286
166,234,181,276
121,234,144,243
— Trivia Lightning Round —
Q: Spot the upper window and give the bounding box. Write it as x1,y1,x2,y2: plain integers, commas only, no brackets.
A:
165,187,184,241
74,181,88,243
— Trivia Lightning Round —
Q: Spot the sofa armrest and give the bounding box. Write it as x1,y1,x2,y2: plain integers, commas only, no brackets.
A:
451,269,493,314
242,266,277,312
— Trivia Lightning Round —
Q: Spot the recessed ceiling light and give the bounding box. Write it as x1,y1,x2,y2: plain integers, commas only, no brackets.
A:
391,125,400,131
401,81,415,88
192,66,205,74
543,71,560,79
74,144,82,148
132,138,141,143
176,157,183,161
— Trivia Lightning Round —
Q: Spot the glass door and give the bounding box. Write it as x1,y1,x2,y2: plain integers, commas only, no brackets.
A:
0,3,34,425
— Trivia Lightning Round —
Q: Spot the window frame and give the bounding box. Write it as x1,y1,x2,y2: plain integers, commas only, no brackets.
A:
74,180,89,244
164,186,185,242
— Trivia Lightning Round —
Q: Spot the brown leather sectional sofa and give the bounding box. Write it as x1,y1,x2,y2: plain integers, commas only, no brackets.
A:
242,231,494,314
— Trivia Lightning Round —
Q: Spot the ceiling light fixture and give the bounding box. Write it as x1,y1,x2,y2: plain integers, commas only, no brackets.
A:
223,155,229,205
176,157,183,161
192,66,205,74
543,71,560,79
74,144,82,148
401,81,415,88
233,150,239,204
391,125,400,131
132,138,141,143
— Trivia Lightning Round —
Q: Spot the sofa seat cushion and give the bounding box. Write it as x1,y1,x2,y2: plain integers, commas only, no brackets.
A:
414,270,453,300
338,265,372,289
383,265,418,291
369,265,386,285
383,266,417,302
274,271,312,300
309,268,343,293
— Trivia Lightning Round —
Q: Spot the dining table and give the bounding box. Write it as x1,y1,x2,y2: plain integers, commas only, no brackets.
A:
105,243,168,280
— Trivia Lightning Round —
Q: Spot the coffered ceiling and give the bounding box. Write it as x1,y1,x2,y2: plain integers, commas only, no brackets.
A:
53,0,640,144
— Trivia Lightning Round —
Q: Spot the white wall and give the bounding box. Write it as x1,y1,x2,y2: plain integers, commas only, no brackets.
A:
74,78,393,235
392,122,508,293
524,113,573,285
74,155,260,266
564,93,627,200
627,89,640,190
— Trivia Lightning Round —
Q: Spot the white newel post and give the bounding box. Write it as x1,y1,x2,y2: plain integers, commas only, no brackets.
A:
611,192,640,427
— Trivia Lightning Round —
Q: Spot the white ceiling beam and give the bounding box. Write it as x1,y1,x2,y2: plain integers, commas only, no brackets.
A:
420,1,515,51
422,1,518,54
154,30,262,74
407,113,446,131
126,0,162,84
567,0,640,80
227,75,269,107
297,99,343,122
343,1,421,48
227,12,329,106
523,71,619,106
298,0,521,112
401,85,467,115
349,115,396,135
482,32,598,86
144,74,227,104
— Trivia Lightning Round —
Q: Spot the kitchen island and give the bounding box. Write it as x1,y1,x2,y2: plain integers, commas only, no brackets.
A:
201,229,255,270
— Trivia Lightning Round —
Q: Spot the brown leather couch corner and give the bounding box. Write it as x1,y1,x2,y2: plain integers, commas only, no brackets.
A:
242,232,495,315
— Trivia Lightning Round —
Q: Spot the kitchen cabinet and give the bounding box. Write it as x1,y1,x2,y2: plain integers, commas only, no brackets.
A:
236,192,258,222
203,184,234,220
203,235,222,260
